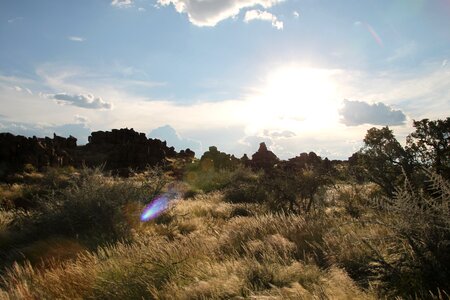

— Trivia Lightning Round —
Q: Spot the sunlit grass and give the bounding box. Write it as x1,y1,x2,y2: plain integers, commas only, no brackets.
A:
0,167,448,299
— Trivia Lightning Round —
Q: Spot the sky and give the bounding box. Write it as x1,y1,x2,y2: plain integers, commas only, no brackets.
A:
1,0,449,159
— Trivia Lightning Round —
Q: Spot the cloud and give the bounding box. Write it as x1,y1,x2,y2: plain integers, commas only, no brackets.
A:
68,36,85,42
12,85,32,94
7,17,23,23
149,124,202,154
263,129,296,138
52,93,113,110
244,10,283,30
157,0,284,27
339,99,406,126
293,11,299,18
74,114,89,124
111,0,133,7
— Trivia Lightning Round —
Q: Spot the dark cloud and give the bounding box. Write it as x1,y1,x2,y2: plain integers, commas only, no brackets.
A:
52,93,112,110
339,99,406,126
149,125,202,155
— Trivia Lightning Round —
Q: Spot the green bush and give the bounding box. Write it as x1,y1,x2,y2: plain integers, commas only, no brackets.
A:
224,167,266,203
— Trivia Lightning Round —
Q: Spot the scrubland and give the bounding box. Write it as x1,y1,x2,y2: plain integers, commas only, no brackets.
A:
0,162,448,299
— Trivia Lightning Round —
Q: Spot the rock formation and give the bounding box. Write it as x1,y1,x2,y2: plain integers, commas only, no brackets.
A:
200,146,240,170
0,133,76,177
250,142,279,171
0,128,195,178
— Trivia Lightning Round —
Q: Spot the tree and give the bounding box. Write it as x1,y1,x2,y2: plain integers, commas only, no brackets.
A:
359,127,410,196
406,118,450,179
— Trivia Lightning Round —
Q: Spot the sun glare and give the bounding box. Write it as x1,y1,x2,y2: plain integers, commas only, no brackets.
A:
245,66,340,135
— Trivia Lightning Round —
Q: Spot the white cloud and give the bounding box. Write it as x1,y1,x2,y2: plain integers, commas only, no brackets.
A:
149,124,203,154
12,85,32,94
7,17,23,23
74,114,89,124
339,99,407,126
51,93,113,110
68,36,85,42
244,9,283,30
138,7,146,11
111,0,133,7
386,41,417,62
442,59,448,68
157,0,284,27
293,11,299,18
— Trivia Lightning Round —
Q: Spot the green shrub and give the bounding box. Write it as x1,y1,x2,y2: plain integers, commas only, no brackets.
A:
184,163,250,193
224,167,267,203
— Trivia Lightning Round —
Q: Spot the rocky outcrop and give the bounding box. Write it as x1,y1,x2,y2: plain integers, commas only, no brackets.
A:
80,128,176,171
200,146,240,170
0,128,195,178
0,133,76,177
179,148,195,159
251,142,279,171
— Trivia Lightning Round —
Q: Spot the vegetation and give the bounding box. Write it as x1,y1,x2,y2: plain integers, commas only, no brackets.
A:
0,118,449,299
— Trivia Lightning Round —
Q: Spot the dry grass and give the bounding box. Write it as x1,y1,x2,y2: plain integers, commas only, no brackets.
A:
0,167,448,299
0,188,377,299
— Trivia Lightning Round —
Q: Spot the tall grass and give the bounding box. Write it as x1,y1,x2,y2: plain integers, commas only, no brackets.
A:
0,167,448,299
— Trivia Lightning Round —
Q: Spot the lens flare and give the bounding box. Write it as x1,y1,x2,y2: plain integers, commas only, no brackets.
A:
140,195,169,222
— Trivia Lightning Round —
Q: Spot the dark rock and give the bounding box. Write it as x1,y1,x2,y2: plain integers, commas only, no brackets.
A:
81,128,170,171
251,142,279,171
0,128,192,178
179,148,195,159
200,146,239,170
240,154,251,167
0,132,75,177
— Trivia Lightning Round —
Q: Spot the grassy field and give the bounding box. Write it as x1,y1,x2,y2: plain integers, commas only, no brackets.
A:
0,165,449,299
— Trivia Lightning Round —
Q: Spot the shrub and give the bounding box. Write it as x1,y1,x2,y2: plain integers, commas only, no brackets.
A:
0,166,168,268
224,167,266,203
325,169,450,298
375,169,450,296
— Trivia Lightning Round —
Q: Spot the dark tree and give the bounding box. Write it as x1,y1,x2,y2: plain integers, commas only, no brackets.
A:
358,127,410,196
406,118,450,179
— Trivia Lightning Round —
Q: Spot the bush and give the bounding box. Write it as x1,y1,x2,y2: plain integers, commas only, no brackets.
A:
375,169,450,296
0,166,167,268
224,167,266,203
184,162,250,193
325,170,450,298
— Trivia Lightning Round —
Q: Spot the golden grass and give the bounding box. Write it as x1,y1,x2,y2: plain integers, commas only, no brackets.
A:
2,169,448,299
0,190,377,299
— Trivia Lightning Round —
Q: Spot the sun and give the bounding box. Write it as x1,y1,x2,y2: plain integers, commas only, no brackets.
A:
245,66,341,135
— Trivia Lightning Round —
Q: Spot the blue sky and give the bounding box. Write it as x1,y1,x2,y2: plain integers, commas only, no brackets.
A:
1,0,449,159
